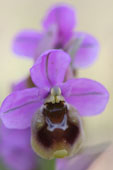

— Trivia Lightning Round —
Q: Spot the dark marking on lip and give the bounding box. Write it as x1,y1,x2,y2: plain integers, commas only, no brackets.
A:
36,101,80,148
43,101,67,123
37,120,79,148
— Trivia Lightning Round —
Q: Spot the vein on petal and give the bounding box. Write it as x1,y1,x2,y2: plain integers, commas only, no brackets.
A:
70,92,104,97
3,99,39,114
46,52,52,85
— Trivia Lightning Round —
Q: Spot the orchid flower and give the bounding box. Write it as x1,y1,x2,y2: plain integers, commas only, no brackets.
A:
0,50,109,160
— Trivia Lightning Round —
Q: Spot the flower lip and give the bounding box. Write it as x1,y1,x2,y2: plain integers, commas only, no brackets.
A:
31,98,82,159
31,86,83,159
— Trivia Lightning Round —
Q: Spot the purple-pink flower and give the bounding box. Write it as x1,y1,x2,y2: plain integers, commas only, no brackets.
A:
0,124,36,170
0,50,109,159
12,4,99,70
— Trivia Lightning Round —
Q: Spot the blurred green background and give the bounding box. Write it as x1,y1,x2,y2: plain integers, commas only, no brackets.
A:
0,0,113,169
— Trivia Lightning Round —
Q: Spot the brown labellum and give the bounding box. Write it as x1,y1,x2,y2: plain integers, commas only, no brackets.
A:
31,87,84,159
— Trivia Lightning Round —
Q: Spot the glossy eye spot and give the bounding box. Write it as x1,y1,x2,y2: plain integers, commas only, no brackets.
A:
46,114,68,131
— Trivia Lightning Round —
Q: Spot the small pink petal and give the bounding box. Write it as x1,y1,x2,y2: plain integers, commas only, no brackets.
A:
30,49,71,89
60,78,109,116
12,30,42,58
0,88,48,129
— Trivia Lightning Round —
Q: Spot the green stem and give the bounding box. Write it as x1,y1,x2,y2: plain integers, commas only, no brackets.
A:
38,158,56,170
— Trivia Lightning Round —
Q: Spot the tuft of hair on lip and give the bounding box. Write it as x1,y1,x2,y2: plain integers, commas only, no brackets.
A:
31,101,84,160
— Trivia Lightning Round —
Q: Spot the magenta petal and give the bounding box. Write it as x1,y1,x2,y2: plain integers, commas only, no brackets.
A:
43,4,76,46
72,32,100,68
43,5,76,34
0,88,48,129
30,50,71,89
60,78,109,116
12,30,42,58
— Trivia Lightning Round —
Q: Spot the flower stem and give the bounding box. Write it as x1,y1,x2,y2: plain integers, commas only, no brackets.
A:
38,158,56,170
